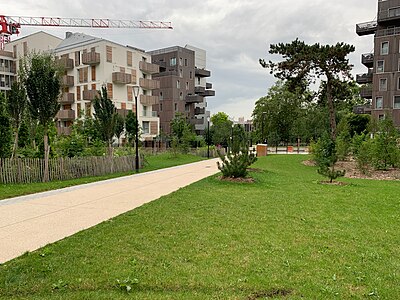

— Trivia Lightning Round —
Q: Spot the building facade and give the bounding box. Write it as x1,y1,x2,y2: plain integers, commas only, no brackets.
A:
4,31,160,141
149,45,215,135
356,0,400,125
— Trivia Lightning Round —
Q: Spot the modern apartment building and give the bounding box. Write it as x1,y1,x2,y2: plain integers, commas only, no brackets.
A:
356,0,400,125
4,31,160,141
149,45,215,135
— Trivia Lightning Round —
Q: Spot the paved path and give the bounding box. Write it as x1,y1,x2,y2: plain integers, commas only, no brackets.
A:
0,159,220,263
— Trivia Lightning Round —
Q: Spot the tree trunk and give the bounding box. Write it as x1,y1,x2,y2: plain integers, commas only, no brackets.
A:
11,126,20,160
326,78,337,141
43,127,50,182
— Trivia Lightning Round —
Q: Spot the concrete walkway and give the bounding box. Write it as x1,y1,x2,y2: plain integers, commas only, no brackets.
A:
0,158,220,263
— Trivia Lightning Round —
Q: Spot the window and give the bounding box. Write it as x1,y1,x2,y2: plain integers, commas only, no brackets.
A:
189,71,192,79
389,7,400,18
160,103,163,111
179,69,183,78
184,58,188,66
394,96,400,108
142,121,150,134
174,103,178,111
377,60,385,73
186,82,189,90
378,114,385,121
159,92,163,100
179,57,183,66
180,92,183,100
379,78,387,91
106,46,112,63
376,96,383,109
177,80,180,89
381,41,389,55
398,77,400,90
170,57,176,66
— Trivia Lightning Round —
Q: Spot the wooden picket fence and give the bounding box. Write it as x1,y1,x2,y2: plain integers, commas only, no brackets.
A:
0,156,138,184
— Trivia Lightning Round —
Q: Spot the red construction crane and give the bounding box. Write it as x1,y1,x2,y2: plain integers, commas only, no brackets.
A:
0,15,173,50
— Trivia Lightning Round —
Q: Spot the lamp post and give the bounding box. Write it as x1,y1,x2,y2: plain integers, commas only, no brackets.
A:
231,123,234,152
207,116,210,159
133,85,140,173
261,111,267,144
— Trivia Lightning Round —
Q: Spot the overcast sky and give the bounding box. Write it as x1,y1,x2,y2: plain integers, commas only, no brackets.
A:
3,0,378,120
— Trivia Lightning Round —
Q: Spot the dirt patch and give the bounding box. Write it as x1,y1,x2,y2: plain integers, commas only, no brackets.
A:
219,176,255,183
246,289,292,299
303,159,400,181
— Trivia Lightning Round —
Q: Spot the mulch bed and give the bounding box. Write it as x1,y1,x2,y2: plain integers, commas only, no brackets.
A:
219,176,255,183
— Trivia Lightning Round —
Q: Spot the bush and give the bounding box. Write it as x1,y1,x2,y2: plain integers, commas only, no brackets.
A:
217,145,257,178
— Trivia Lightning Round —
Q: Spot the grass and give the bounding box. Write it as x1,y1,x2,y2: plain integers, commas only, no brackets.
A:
0,153,204,200
0,155,399,299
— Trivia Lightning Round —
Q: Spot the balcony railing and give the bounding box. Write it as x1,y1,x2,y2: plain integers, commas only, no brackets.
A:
356,73,373,84
360,86,373,99
139,78,160,90
203,90,215,97
112,72,131,84
83,90,99,101
206,82,213,89
195,86,205,94
139,61,160,74
62,75,74,87
361,53,374,68
142,110,158,117
356,21,377,36
185,94,203,103
58,57,74,70
378,7,400,22
194,107,205,115
376,26,400,37
195,68,211,77
0,50,13,58
140,95,159,106
59,93,75,104
56,109,75,120
57,127,72,136
82,52,100,65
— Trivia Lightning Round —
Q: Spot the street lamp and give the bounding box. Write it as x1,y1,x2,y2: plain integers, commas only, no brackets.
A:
133,85,140,173
261,112,267,144
231,123,234,152
207,116,210,159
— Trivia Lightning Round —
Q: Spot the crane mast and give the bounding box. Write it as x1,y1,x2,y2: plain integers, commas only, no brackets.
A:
0,15,173,50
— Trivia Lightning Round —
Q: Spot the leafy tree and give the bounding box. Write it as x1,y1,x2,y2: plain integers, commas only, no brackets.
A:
170,113,195,154
114,113,125,147
22,53,61,181
0,93,12,158
210,112,233,147
125,111,139,147
7,81,27,158
93,86,118,157
261,39,355,140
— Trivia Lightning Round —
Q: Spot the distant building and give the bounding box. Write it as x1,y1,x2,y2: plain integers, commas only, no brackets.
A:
356,0,400,125
149,45,215,135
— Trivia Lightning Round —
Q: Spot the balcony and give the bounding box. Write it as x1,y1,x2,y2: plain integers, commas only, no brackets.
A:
153,70,179,77
0,50,13,58
58,57,74,70
353,104,372,115
83,90,99,101
195,86,205,94
356,21,377,36
206,82,213,89
82,52,100,65
185,94,203,103
194,107,205,115
140,95,159,106
142,110,158,117
139,61,160,74
203,90,215,97
112,72,131,84
62,75,74,87
378,6,400,23
356,73,373,84
195,68,211,77
376,26,400,37
139,78,160,90
59,93,75,104
360,85,373,99
361,53,374,68
56,109,75,120
57,127,72,136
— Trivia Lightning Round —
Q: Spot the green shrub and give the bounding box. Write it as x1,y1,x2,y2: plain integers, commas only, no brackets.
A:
217,146,257,178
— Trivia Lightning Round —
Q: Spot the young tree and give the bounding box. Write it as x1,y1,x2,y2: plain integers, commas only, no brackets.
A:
7,81,27,158
93,86,118,157
125,111,139,147
210,112,233,147
114,113,125,147
170,113,195,154
0,93,12,158
260,39,355,140
22,53,61,181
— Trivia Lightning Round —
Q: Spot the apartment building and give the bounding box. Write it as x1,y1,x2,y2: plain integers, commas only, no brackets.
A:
356,0,400,125
4,31,160,140
149,45,215,135
1,31,62,94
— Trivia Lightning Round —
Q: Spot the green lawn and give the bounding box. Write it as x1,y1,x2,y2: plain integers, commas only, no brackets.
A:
0,153,205,200
1,155,399,299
